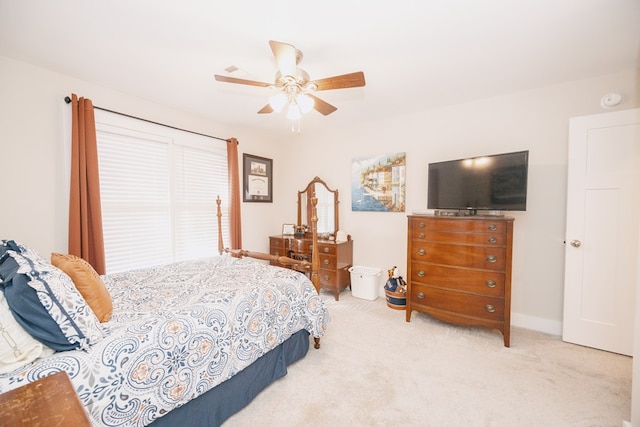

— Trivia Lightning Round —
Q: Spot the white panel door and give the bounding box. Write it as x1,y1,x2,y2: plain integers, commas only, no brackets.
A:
563,108,640,356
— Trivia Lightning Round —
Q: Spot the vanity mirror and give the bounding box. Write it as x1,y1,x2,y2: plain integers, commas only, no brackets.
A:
269,176,352,300
297,176,339,239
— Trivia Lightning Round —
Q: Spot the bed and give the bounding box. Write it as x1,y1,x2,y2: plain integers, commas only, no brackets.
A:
0,199,328,426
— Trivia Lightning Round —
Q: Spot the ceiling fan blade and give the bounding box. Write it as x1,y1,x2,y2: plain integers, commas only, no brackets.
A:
269,40,298,77
214,75,271,88
257,104,273,114
308,94,337,116
313,71,366,91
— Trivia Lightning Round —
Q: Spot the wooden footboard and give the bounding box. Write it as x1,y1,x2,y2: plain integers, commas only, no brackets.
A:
215,196,321,349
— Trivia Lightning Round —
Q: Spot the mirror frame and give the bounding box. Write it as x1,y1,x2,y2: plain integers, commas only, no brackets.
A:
297,176,339,238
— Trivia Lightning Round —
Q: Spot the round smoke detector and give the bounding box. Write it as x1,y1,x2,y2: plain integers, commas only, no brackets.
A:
600,92,624,108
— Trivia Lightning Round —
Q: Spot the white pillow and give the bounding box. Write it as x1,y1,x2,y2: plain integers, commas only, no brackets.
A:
0,291,54,374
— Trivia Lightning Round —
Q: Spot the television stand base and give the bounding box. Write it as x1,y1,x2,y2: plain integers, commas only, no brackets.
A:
434,209,504,217
434,209,462,216
476,210,504,217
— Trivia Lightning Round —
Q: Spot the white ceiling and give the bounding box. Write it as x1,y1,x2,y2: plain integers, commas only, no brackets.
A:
1,0,639,136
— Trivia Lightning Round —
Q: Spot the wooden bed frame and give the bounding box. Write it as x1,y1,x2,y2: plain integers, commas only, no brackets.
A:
216,196,322,349
0,200,324,427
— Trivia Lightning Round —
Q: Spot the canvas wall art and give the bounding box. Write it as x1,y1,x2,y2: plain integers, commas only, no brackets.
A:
352,152,406,212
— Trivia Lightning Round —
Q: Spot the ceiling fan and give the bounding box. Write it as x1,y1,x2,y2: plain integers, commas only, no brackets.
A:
214,40,366,119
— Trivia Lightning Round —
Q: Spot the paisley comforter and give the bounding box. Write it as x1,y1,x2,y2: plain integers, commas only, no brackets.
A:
0,256,329,426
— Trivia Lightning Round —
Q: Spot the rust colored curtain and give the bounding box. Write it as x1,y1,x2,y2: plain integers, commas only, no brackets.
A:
68,94,106,274
226,138,242,248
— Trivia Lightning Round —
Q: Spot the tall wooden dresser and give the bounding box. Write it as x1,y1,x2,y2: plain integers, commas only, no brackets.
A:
405,215,514,347
269,236,353,301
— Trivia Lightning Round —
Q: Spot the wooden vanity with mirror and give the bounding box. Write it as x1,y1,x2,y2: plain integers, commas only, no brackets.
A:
269,177,353,300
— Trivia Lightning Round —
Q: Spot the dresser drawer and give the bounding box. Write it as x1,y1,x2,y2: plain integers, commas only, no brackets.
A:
318,269,338,287
319,254,337,270
291,239,313,253
269,237,288,258
269,237,286,251
316,244,336,255
411,284,504,321
410,229,506,245
270,247,285,258
410,217,507,234
410,262,504,296
411,242,506,271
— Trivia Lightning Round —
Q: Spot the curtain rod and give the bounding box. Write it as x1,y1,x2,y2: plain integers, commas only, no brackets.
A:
64,96,235,143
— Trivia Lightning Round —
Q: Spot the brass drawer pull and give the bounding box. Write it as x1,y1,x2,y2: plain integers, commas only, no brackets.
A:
417,292,425,299
323,247,330,253
485,279,496,288
486,255,497,263
488,237,497,244
323,259,330,265
417,248,426,256
418,222,425,228
418,232,425,239
485,304,496,313
417,270,426,277
488,224,497,231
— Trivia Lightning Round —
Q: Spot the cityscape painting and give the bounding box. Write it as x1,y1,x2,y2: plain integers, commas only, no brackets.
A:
351,152,406,212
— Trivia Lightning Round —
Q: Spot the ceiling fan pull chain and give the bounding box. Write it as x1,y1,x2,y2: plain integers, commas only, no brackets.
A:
290,119,301,134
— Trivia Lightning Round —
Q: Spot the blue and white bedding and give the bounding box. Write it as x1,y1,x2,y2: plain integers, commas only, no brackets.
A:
0,255,329,426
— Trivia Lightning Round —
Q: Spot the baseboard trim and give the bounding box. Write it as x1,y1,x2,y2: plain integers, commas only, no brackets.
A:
511,312,562,336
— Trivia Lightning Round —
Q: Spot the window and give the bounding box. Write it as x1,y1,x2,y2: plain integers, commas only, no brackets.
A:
95,110,229,273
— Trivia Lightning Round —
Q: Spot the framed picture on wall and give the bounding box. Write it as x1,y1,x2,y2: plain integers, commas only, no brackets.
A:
351,152,406,212
243,153,273,202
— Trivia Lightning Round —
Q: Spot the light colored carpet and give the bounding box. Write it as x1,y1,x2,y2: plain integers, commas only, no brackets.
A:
225,291,632,427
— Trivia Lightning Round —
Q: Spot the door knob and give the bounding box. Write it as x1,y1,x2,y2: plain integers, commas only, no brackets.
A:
570,240,582,248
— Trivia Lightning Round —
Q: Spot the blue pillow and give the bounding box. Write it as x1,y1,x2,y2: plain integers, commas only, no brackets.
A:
0,240,22,261
0,256,75,350
0,247,103,351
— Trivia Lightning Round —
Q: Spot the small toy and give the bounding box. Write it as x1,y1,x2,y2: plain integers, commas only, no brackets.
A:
384,266,407,310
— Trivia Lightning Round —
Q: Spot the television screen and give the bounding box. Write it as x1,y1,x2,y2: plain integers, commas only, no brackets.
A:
427,150,529,212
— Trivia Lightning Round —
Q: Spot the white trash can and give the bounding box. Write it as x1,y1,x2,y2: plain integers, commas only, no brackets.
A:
348,266,382,301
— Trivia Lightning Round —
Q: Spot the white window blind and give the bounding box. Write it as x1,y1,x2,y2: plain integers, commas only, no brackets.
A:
95,110,229,273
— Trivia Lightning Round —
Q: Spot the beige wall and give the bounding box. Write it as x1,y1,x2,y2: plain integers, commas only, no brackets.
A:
270,69,639,335
1,54,638,334
0,55,279,257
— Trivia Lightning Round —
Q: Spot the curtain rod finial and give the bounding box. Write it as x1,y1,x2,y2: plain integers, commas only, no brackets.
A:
64,96,72,104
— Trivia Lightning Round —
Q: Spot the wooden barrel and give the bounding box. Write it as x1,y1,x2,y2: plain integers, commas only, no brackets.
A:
384,290,406,310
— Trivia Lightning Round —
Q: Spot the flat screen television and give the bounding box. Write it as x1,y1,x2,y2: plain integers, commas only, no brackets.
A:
427,150,529,214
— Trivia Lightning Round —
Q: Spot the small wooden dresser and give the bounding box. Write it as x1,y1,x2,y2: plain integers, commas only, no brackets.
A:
269,236,354,301
0,371,91,426
405,215,514,346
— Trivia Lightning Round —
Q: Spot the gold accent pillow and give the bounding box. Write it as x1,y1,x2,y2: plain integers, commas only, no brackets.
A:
51,253,113,322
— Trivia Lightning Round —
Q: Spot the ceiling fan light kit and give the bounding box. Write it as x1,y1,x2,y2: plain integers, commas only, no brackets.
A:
214,40,365,130
296,94,314,113
268,92,288,112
